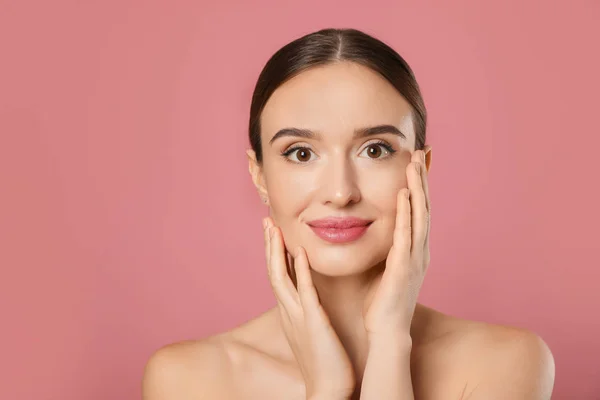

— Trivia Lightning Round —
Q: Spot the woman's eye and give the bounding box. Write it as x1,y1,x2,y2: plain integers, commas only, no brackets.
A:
359,143,393,159
285,147,315,163
283,143,394,163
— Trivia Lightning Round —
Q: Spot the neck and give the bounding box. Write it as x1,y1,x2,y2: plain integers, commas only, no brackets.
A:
309,261,386,387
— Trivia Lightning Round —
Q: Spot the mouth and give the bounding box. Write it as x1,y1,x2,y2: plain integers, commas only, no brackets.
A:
306,217,373,244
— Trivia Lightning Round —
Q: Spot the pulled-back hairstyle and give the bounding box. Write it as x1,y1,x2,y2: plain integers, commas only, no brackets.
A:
249,28,427,164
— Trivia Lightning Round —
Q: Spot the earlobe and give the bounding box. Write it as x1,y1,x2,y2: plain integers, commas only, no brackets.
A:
246,148,269,204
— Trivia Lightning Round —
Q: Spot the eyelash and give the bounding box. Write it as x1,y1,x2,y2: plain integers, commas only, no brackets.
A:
280,140,397,163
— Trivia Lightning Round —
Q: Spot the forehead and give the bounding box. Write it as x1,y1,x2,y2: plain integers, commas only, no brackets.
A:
261,62,415,146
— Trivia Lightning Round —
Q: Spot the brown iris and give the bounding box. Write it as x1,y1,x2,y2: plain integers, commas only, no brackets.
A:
366,145,382,158
296,149,311,162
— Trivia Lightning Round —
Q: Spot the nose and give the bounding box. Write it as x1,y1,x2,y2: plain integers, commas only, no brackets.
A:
319,154,361,207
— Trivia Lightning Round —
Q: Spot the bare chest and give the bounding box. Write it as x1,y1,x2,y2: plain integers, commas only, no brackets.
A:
225,345,468,400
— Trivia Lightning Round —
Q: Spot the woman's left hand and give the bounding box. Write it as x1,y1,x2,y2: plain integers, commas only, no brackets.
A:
362,149,431,341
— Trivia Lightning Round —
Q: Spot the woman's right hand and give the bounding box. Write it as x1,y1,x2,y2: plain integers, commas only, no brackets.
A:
263,217,356,400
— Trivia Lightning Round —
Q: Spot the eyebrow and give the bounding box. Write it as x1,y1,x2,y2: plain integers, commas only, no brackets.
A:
268,124,406,145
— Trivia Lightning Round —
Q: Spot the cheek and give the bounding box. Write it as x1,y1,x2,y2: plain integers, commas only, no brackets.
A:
267,170,315,220
266,173,311,255
361,165,407,205
361,167,406,246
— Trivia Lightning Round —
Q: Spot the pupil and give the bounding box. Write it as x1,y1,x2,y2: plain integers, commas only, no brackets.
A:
369,146,381,158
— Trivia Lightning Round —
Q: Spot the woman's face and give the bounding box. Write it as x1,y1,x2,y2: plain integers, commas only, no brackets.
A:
248,61,424,277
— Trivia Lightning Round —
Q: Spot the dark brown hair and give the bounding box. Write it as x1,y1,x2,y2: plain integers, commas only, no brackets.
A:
249,28,427,164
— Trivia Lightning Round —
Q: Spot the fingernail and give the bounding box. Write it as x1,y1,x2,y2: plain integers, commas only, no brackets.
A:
421,150,426,163
269,226,274,238
262,218,267,229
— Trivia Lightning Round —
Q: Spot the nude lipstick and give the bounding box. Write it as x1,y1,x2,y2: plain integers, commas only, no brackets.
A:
306,217,373,244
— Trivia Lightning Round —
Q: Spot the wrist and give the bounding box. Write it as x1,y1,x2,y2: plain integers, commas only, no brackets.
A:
308,395,351,400
307,386,354,400
368,332,413,351
367,333,413,362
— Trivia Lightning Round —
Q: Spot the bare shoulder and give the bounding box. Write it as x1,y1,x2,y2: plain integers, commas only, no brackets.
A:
464,320,555,399
427,310,556,399
142,335,234,400
142,309,294,400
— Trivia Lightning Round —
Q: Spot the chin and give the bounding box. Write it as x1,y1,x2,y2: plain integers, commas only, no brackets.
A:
304,245,388,277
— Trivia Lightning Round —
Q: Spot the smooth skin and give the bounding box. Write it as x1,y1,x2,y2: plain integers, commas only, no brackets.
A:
142,62,555,399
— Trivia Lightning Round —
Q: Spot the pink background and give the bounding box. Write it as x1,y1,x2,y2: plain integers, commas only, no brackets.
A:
1,1,599,399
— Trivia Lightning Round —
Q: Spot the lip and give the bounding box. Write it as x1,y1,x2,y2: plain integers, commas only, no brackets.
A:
307,217,373,244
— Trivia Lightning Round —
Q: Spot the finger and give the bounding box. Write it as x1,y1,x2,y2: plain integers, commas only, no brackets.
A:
263,217,271,264
408,158,427,254
416,150,430,213
268,225,300,309
286,251,298,288
386,188,412,276
418,151,431,250
293,246,321,313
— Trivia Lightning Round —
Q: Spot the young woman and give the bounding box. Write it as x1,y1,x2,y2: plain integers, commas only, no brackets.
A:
143,28,555,400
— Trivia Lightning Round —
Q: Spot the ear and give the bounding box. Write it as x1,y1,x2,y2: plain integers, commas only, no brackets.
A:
246,149,269,205
423,144,432,172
